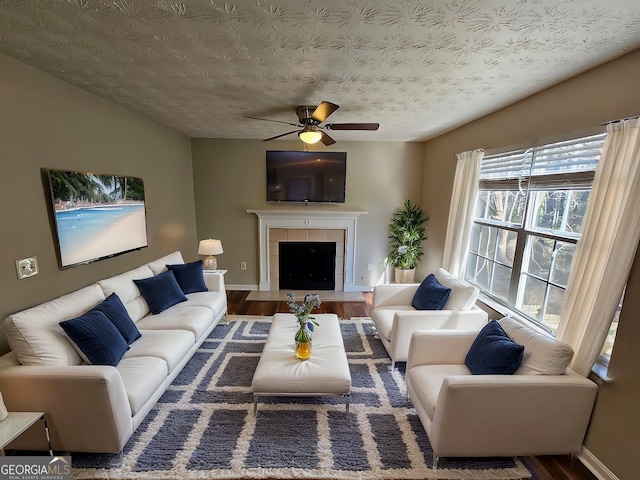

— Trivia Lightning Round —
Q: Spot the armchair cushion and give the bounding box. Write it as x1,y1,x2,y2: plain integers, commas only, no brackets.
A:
465,320,524,375
499,317,573,375
411,274,451,310
433,268,479,310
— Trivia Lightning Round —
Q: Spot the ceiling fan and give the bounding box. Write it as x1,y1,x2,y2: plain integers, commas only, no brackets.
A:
244,101,379,146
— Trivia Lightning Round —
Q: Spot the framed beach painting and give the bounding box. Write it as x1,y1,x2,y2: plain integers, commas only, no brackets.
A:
44,169,148,268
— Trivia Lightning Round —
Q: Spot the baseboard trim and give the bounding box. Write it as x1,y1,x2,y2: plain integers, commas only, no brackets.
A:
578,447,620,480
226,284,258,291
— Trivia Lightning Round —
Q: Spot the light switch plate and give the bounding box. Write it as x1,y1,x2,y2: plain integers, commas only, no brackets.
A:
16,257,39,279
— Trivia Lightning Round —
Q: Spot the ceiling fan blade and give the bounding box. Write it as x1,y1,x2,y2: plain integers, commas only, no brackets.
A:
263,130,299,141
311,101,339,123
244,115,299,127
325,123,380,131
320,131,336,146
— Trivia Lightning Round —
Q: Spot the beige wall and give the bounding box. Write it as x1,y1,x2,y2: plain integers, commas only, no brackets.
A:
421,48,640,480
0,53,197,348
191,139,424,289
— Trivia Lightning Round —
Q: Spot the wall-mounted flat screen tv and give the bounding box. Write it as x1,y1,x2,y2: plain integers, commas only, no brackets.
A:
266,150,347,203
44,169,148,268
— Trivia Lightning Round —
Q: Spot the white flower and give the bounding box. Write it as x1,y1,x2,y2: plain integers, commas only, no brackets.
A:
397,245,408,255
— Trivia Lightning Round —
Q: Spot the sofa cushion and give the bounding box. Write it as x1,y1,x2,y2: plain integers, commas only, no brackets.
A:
117,356,168,416
59,310,130,367
146,251,184,275
183,291,228,318
98,265,154,321
167,260,208,294
465,320,524,375
123,329,194,374
2,284,105,366
499,317,574,375
134,270,188,315
412,274,451,310
434,268,479,310
135,305,215,342
91,293,141,344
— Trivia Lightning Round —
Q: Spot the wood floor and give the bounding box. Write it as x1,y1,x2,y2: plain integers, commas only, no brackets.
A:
227,290,598,480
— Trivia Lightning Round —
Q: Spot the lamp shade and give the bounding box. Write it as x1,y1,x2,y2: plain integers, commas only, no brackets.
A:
198,239,223,256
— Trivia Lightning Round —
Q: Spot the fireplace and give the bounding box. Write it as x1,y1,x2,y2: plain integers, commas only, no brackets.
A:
247,209,367,291
279,242,336,290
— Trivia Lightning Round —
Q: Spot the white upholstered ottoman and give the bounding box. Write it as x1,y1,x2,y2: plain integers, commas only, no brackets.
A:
251,313,351,413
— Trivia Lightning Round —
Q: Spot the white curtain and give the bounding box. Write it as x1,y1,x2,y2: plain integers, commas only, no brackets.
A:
442,149,484,277
557,118,640,376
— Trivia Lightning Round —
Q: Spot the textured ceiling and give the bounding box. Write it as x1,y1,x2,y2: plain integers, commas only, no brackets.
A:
1,0,640,143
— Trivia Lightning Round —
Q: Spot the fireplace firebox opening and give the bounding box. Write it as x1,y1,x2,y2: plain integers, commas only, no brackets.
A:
279,242,336,290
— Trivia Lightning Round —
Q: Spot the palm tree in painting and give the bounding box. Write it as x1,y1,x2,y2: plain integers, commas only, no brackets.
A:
49,171,107,204
95,175,144,202
49,171,144,206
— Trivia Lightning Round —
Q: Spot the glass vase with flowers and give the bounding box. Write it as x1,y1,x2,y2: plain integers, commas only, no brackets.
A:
286,293,321,361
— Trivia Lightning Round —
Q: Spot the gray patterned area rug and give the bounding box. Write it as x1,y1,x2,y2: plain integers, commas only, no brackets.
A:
72,316,531,480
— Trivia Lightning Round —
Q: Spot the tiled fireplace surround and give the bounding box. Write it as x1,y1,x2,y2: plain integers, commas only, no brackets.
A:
270,228,345,290
248,210,366,292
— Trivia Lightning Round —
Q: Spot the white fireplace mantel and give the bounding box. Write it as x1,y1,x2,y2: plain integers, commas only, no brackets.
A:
247,209,367,291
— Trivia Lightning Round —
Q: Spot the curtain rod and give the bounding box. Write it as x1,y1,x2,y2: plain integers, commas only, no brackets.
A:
600,115,640,126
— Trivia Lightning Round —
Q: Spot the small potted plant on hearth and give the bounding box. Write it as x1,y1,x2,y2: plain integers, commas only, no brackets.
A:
387,199,429,283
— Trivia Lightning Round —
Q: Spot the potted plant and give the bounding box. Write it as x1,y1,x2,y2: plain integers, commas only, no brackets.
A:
387,199,429,283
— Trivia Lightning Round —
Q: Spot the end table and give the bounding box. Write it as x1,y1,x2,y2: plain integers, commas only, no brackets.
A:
0,412,52,456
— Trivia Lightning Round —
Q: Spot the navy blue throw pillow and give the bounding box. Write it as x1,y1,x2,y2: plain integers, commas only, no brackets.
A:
465,320,525,375
91,293,141,344
166,260,208,294
59,310,129,366
411,274,451,310
134,270,188,314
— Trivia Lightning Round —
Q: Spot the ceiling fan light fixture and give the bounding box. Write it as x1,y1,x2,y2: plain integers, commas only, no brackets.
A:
298,126,322,144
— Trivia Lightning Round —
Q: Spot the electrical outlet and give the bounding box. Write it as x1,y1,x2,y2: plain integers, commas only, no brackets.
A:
16,257,39,279
367,264,372,271
240,261,247,270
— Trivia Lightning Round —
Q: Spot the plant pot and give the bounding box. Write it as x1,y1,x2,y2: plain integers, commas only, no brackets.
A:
395,267,416,283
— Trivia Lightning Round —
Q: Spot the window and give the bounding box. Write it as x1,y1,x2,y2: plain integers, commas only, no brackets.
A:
465,133,607,333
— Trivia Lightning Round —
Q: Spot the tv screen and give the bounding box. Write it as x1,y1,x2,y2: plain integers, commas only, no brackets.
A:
266,151,346,203
44,169,148,268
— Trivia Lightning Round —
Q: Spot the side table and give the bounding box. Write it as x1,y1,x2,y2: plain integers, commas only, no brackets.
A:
0,412,52,456
203,269,227,275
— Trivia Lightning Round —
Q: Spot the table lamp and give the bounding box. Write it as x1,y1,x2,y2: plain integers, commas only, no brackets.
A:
198,239,223,270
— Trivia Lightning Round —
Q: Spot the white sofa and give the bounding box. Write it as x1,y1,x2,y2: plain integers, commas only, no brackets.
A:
406,317,598,466
371,268,488,367
0,251,227,453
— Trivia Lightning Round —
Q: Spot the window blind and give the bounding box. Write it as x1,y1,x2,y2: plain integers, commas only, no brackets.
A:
479,133,607,190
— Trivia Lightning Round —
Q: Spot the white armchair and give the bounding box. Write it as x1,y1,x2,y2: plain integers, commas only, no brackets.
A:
371,268,488,367
406,317,598,466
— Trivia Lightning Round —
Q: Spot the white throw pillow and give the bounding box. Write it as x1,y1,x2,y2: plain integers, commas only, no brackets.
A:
2,285,105,366
433,268,479,310
499,316,574,375
145,251,184,275
98,265,154,322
